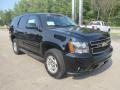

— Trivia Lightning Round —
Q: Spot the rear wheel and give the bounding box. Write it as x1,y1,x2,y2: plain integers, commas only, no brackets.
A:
12,39,22,55
97,28,100,31
44,49,66,79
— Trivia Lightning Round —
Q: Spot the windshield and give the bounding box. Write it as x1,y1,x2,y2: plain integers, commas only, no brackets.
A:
45,15,77,28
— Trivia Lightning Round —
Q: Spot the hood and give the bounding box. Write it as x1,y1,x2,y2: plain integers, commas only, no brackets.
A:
49,26,110,42
71,27,110,42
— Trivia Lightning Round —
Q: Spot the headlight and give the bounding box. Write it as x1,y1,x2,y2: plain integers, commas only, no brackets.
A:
68,38,89,54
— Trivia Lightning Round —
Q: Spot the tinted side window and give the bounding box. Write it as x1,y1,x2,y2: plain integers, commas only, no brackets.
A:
26,15,37,28
11,16,21,27
102,22,104,26
102,22,107,26
18,15,29,29
96,22,101,25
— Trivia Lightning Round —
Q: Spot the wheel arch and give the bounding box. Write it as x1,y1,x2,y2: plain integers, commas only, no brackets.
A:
10,35,16,42
41,41,63,56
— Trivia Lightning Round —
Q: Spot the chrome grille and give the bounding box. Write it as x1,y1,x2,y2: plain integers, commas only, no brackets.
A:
90,38,111,54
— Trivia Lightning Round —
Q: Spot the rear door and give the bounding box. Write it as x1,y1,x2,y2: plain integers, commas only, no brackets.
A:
16,15,29,48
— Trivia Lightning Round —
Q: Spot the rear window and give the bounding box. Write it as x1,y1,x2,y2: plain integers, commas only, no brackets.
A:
26,15,37,28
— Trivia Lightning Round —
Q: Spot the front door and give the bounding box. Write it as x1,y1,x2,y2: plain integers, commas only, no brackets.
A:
24,15,43,55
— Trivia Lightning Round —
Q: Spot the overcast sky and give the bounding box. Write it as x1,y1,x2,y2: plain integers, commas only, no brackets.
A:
0,0,20,10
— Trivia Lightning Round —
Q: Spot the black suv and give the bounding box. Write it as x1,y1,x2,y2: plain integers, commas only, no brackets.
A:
9,13,113,79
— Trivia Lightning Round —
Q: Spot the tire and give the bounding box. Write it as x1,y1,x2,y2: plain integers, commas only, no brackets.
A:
44,49,66,79
12,39,22,55
97,28,100,31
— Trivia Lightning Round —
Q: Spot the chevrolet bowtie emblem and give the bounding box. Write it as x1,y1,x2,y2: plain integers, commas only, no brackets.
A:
102,42,108,47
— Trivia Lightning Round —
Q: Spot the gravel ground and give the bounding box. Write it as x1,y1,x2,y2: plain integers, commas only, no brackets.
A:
0,30,120,90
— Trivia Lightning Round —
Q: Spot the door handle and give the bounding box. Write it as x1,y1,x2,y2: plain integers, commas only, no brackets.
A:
24,32,31,34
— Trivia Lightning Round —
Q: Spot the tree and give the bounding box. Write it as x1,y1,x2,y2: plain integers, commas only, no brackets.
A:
0,11,4,26
13,0,72,17
0,10,12,25
91,0,117,22
0,0,120,26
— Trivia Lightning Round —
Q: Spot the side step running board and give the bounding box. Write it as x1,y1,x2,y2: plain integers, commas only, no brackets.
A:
20,48,45,62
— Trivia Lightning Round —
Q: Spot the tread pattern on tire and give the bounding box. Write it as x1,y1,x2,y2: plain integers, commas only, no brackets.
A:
44,48,66,79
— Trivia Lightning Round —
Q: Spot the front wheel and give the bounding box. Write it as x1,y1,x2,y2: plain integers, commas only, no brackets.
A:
44,49,66,79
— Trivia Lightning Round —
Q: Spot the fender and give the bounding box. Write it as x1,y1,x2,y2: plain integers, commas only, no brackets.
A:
41,41,64,56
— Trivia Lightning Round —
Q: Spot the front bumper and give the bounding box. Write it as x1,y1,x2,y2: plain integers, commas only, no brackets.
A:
64,47,113,73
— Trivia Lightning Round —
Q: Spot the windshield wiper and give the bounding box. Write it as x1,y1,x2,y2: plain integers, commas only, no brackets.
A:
48,25,77,28
64,25,77,27
48,25,64,28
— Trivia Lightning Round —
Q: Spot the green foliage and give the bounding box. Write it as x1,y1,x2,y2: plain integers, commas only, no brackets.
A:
0,0,120,26
109,12,120,26
0,10,13,25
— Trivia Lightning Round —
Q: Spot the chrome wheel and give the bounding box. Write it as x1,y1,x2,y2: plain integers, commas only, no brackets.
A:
46,55,58,74
13,41,17,52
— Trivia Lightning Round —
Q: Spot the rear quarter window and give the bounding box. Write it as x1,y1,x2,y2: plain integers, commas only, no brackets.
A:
18,15,29,29
11,16,21,27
